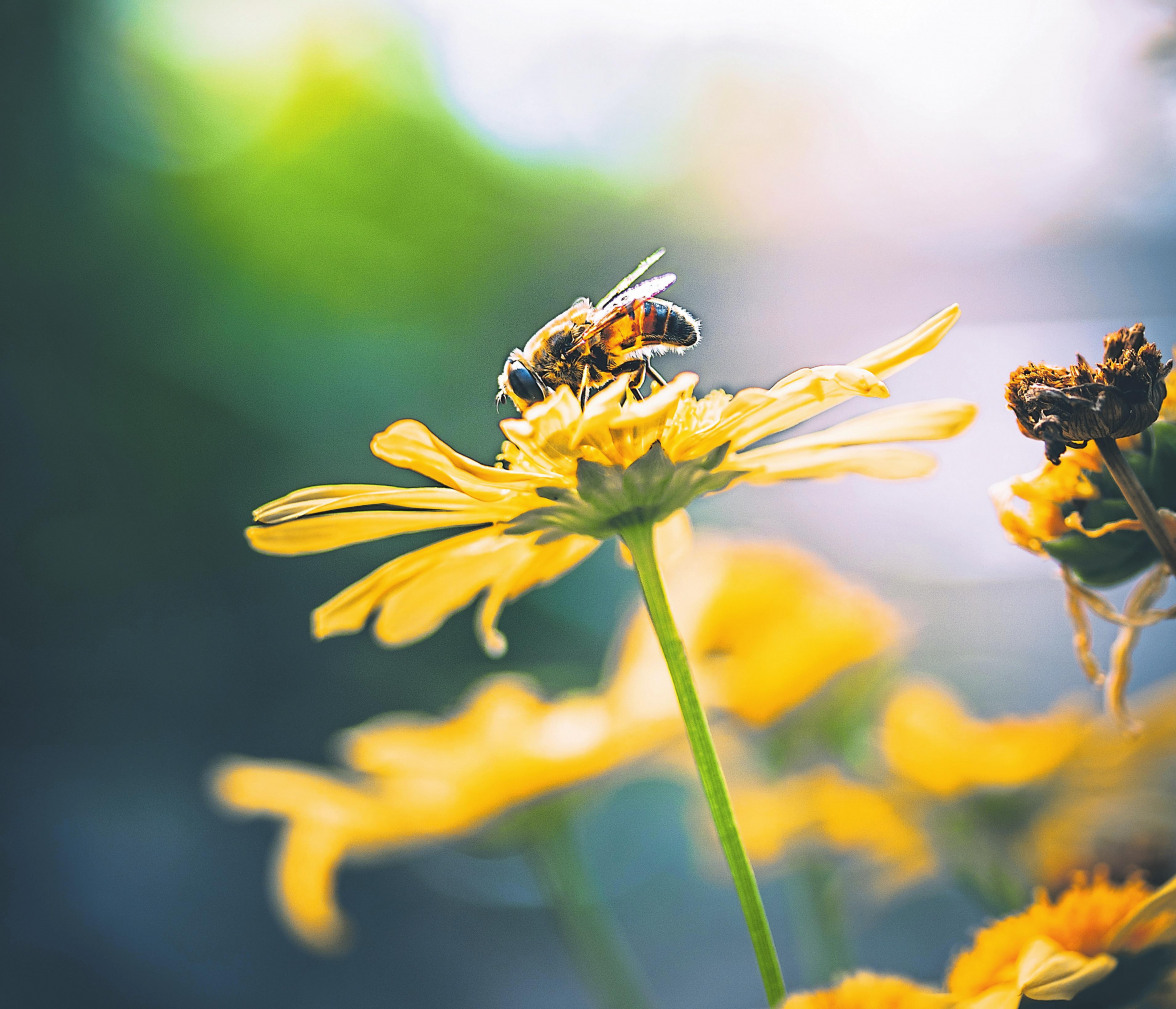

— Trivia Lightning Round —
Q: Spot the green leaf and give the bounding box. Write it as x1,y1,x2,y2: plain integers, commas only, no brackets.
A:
1042,422,1176,585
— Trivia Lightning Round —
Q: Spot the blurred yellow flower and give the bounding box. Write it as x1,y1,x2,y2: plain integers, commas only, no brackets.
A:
780,972,951,1009
213,533,904,949
609,537,900,726
880,682,1088,798
728,765,934,892
212,673,681,949
248,306,973,655
948,870,1176,1009
1029,681,1176,889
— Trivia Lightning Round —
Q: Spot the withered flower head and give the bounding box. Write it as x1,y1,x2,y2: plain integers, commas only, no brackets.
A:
1006,325,1172,464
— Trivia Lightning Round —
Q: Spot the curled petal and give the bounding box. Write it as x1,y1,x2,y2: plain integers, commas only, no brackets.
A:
715,366,891,453
733,444,940,482
474,534,601,657
1016,938,1116,1000
371,420,537,500
246,507,510,555
776,399,977,452
253,484,484,523
212,761,390,950
312,526,599,651
606,372,700,432
849,304,960,380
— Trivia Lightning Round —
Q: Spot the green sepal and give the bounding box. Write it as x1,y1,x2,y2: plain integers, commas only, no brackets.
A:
1042,421,1176,585
506,440,744,540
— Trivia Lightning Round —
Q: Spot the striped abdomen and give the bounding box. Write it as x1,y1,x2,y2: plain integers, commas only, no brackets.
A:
638,298,700,347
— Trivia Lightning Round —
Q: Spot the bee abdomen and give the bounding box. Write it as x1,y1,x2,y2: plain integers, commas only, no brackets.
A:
643,299,699,347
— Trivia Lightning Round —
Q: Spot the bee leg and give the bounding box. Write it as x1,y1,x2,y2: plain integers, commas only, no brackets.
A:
579,366,591,408
646,364,669,389
629,364,648,400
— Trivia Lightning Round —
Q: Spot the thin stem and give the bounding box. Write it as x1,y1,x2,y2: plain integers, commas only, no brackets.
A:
526,807,657,1009
785,858,852,988
1094,437,1176,573
620,521,786,1006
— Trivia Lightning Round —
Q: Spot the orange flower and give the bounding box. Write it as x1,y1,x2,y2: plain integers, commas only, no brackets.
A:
780,972,951,1009
948,870,1176,1008
880,682,1088,798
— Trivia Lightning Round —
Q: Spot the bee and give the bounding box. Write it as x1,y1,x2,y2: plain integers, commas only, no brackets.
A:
498,249,700,411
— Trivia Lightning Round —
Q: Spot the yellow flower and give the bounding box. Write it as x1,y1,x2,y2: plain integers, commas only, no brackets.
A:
727,765,935,893
247,306,973,655
609,536,901,727
780,972,952,1009
879,682,1088,798
212,672,682,949
948,870,1176,1009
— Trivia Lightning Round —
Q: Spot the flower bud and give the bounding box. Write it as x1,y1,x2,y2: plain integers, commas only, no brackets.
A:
1006,325,1172,464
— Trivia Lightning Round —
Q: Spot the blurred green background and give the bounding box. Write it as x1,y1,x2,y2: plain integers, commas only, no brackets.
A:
5,1,1176,1007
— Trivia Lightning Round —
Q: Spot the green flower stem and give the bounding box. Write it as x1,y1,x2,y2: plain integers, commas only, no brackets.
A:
786,858,851,988
1095,437,1176,574
526,807,657,1009
620,521,787,1006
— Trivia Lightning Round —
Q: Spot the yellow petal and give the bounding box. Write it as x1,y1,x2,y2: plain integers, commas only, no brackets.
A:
311,526,496,638
715,365,891,453
730,766,934,891
212,761,384,950
953,988,1022,1009
606,372,699,431
781,972,954,1009
370,531,597,653
246,508,506,555
772,399,977,452
610,537,900,726
370,420,538,500
881,683,1088,797
252,484,483,523
849,305,960,380
571,375,635,446
473,533,601,658
1106,872,1176,950
1016,937,1116,1000
733,444,939,482
470,531,597,658
309,526,598,652
272,822,351,951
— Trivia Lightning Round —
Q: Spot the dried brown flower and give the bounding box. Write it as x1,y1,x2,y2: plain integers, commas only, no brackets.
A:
1006,324,1172,464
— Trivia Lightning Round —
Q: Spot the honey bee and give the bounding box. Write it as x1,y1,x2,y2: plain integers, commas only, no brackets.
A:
498,249,700,411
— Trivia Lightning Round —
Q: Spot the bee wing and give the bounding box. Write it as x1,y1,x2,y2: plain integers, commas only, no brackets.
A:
595,248,667,309
594,273,677,325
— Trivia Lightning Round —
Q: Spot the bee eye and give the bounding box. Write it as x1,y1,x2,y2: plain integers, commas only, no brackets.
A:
506,361,546,403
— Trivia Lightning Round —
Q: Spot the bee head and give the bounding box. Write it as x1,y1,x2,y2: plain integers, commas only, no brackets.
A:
498,355,548,410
